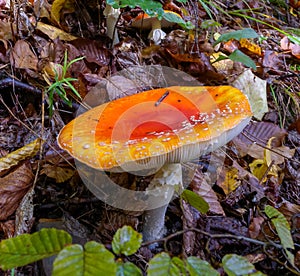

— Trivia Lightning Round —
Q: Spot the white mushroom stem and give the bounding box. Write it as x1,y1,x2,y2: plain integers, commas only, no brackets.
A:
104,4,120,46
142,163,183,242
148,18,166,45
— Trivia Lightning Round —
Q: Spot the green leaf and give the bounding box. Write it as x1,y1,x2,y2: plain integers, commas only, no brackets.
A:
116,261,142,276
162,12,194,30
228,50,257,70
0,228,71,270
181,189,209,214
171,257,186,275
52,241,117,276
265,205,295,265
222,254,265,276
186,256,219,276
112,226,142,256
147,252,181,276
214,28,258,46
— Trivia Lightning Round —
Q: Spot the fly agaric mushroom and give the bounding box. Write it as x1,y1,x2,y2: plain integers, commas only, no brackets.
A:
57,86,252,241
131,11,182,45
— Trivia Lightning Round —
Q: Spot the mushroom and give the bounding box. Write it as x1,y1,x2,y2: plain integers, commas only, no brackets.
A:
57,86,252,241
104,4,120,46
131,11,183,45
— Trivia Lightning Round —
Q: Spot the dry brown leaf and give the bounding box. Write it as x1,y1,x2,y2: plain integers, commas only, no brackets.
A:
280,36,300,59
36,22,78,41
190,170,225,215
50,0,75,25
233,121,287,157
0,220,15,238
239,38,262,56
0,163,33,220
10,40,38,70
217,167,241,195
41,163,74,183
15,187,35,235
0,138,41,174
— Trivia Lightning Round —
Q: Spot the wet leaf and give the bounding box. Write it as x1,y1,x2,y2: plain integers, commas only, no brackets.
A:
112,226,142,256
0,138,41,174
0,163,33,220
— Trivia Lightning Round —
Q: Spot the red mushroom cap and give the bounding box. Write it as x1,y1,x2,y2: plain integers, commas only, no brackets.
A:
57,86,252,172
131,10,182,29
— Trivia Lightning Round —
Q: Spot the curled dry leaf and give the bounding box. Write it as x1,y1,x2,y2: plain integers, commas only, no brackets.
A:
36,22,78,41
233,69,268,120
233,121,287,158
280,36,300,59
10,40,38,70
0,163,34,220
41,151,74,183
0,138,41,175
190,169,225,215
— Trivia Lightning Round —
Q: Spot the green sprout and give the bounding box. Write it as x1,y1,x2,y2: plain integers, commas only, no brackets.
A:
46,51,84,116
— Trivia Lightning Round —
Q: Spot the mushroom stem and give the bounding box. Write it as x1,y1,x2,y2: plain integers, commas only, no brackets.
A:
148,18,166,45
142,163,183,241
104,4,120,46
143,204,169,242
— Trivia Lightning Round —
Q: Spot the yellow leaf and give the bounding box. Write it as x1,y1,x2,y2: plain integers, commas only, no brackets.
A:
36,22,78,41
218,167,241,195
0,139,41,173
249,137,280,182
51,0,75,25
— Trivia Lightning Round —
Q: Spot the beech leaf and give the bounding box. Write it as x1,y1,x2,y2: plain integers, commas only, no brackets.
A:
265,205,295,265
112,226,142,256
53,241,116,276
0,228,71,270
222,254,265,276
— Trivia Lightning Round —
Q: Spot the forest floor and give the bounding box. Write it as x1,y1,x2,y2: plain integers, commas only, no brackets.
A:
0,0,300,275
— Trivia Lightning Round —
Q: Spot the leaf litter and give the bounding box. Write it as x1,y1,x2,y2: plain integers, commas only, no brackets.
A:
0,0,300,274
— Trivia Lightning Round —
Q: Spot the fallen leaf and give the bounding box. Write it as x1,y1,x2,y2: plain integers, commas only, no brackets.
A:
249,138,281,182
10,40,38,70
0,163,33,220
190,170,225,215
239,38,262,56
233,69,268,120
0,138,41,175
36,22,78,41
217,167,241,195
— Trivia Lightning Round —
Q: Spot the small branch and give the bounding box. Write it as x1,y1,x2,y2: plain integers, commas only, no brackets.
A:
142,227,283,250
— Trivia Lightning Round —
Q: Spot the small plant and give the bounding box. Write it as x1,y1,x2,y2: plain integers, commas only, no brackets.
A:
106,0,194,30
0,225,268,275
212,28,259,70
45,51,84,116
